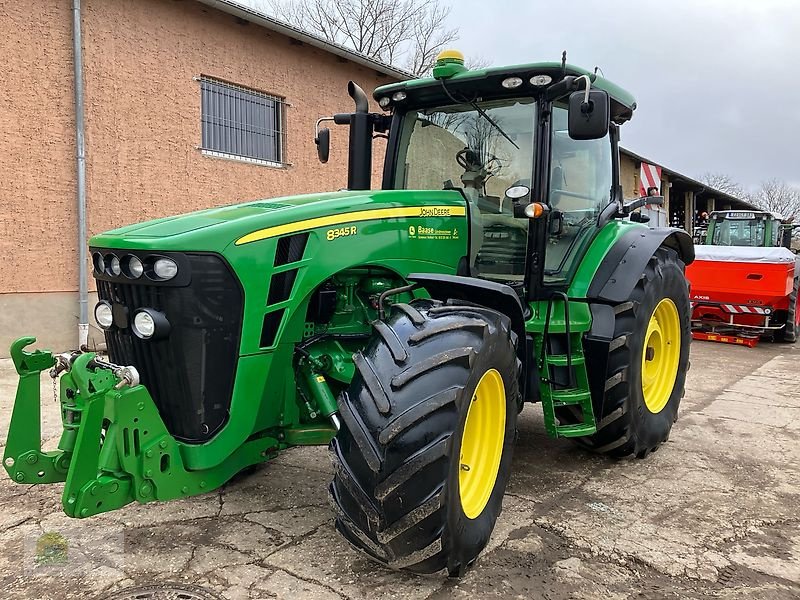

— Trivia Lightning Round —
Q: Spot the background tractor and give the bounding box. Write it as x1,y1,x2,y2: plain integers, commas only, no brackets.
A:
4,51,693,576
687,209,800,345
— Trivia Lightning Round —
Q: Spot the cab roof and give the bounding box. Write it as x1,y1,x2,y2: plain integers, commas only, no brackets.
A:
713,209,784,220
375,62,637,123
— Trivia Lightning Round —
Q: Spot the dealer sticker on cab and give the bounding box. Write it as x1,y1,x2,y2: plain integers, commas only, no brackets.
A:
408,225,460,240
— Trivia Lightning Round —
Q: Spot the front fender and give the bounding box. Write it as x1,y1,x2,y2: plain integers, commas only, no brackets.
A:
406,273,528,400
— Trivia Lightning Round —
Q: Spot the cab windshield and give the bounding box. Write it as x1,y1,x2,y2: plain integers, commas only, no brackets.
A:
711,217,766,246
394,98,535,282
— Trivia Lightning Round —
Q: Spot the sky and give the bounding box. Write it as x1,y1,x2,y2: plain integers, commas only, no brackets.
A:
252,0,799,190
448,0,800,190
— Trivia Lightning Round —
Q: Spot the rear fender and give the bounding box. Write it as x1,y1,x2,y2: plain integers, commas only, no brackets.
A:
587,227,694,304
582,227,692,404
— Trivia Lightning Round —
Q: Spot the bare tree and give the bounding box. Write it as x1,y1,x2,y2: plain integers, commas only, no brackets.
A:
464,53,492,70
751,179,800,221
403,2,460,75
699,172,747,199
260,0,458,75
698,173,800,222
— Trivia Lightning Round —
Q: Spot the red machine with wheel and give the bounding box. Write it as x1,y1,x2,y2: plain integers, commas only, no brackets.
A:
687,246,798,344
687,210,800,345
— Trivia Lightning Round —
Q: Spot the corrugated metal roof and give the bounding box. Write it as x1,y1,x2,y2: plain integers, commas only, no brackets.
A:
620,146,758,210
195,0,414,80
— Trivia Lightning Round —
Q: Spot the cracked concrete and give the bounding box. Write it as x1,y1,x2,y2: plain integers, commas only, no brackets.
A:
0,341,798,599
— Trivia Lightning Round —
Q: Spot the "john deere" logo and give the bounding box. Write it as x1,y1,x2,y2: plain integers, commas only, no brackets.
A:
419,207,453,218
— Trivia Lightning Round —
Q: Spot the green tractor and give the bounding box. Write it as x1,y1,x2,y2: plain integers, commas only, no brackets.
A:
701,209,798,249
4,51,693,576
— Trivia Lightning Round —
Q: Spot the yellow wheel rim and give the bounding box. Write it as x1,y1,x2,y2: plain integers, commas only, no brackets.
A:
458,368,506,520
641,298,681,414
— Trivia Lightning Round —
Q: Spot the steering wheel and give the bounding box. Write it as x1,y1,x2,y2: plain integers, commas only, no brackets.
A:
456,148,482,171
456,148,502,176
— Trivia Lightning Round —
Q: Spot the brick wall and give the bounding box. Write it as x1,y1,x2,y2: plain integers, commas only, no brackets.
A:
0,1,77,294
0,0,393,295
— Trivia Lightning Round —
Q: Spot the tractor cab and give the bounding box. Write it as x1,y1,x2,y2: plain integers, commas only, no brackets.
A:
317,51,650,299
705,209,796,249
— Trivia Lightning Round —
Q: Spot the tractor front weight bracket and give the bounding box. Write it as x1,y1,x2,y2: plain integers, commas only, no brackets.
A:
3,337,280,518
4,337,64,484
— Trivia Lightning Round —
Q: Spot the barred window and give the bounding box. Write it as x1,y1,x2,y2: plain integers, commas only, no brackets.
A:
200,77,287,166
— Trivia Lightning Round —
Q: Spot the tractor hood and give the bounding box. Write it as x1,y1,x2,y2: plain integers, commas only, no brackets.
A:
90,189,467,253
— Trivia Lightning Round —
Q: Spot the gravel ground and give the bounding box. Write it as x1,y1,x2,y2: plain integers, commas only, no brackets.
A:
0,340,798,600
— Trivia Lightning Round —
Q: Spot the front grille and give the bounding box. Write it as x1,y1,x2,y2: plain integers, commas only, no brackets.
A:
96,252,243,443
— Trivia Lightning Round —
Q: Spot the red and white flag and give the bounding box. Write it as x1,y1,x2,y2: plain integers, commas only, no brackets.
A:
640,162,662,196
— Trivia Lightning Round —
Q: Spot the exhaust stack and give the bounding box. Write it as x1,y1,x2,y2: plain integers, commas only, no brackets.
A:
345,81,372,191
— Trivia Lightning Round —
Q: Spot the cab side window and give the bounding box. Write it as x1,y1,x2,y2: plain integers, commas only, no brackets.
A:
544,104,613,284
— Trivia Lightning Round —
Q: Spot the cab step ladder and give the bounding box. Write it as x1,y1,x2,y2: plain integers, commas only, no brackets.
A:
539,292,596,438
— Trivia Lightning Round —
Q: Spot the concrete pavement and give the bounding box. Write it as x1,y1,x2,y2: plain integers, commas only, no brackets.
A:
0,340,798,599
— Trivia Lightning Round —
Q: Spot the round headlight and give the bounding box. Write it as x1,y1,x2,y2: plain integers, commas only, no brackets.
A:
132,311,156,339
391,91,407,102
124,255,144,279
92,252,104,274
132,308,170,340
152,258,178,280
378,96,391,108
501,76,523,89
109,255,121,276
94,301,114,329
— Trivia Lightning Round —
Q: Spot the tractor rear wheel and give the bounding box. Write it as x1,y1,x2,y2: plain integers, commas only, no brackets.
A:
329,300,519,575
560,246,691,458
776,276,798,343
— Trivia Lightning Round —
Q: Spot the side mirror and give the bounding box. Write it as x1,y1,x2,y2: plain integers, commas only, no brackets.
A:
549,210,564,235
315,127,330,163
782,226,793,249
568,89,610,140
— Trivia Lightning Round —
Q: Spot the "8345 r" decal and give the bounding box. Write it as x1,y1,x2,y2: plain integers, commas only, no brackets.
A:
326,226,357,241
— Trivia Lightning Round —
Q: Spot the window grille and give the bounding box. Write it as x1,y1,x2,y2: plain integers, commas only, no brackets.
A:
199,77,287,166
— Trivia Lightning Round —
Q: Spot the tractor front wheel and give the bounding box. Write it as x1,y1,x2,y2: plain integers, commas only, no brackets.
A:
329,300,520,576
562,246,691,457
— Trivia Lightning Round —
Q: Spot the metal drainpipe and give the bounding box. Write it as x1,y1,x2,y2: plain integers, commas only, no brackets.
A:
72,0,89,348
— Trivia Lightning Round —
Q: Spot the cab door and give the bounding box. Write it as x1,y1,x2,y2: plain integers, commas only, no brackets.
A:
542,104,614,287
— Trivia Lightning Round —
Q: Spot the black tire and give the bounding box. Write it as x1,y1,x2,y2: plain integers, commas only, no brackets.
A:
775,276,798,343
558,246,691,458
329,300,520,576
